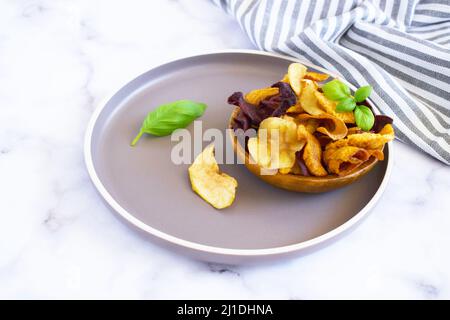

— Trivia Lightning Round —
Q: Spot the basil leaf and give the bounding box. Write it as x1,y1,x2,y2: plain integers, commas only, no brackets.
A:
354,85,372,103
354,105,375,131
322,79,351,101
336,97,356,112
131,100,207,146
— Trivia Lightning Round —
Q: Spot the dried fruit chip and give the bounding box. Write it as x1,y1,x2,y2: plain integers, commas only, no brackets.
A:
287,79,316,114
378,123,395,138
232,109,251,131
248,117,305,171
286,100,304,113
305,72,330,82
288,63,307,95
229,83,298,129
324,146,370,176
188,144,238,209
326,124,394,155
369,149,384,160
347,127,364,135
295,113,348,140
228,92,263,125
245,87,279,105
346,124,394,149
315,91,355,123
270,82,298,117
300,80,324,116
304,118,319,133
297,125,328,176
314,132,333,148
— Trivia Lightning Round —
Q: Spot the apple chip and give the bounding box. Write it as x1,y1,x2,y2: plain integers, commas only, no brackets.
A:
315,91,355,123
297,125,327,176
300,80,324,116
295,113,348,140
248,117,305,171
188,144,238,209
305,72,329,82
288,63,307,95
245,87,279,105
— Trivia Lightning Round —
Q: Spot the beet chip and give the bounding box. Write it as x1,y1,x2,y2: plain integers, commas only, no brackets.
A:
269,82,297,117
228,92,263,126
228,82,297,130
295,150,311,176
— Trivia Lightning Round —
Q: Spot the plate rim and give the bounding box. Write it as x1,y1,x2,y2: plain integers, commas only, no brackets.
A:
84,49,394,257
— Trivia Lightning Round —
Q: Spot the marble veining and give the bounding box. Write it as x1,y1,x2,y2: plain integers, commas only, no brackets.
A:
0,0,449,299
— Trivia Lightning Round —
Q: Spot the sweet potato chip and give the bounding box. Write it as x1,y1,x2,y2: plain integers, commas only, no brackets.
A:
188,144,238,209
305,72,329,82
305,119,319,133
325,124,394,170
314,132,333,148
368,149,384,160
315,91,355,123
295,113,348,140
297,125,327,176
288,63,307,95
245,87,279,105
346,124,394,149
378,123,395,138
324,146,370,176
347,127,364,135
300,80,324,116
248,117,305,171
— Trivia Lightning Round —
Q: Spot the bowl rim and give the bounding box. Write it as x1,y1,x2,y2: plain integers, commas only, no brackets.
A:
84,49,394,257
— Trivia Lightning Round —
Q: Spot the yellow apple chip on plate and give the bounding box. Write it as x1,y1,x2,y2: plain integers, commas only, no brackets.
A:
188,144,238,209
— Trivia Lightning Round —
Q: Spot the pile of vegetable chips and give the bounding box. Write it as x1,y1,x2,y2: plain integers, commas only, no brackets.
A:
228,63,394,177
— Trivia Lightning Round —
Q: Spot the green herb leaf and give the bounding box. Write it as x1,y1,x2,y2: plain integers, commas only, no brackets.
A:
336,97,356,112
354,85,372,103
322,79,351,101
354,105,375,131
131,100,207,146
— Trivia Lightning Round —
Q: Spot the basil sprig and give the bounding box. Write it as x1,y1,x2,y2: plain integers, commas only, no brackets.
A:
131,100,207,146
322,80,374,131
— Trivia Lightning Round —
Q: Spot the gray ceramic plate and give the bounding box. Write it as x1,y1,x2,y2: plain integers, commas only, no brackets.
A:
85,50,393,264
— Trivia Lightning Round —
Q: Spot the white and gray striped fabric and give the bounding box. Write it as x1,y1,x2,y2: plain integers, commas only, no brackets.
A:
212,0,450,164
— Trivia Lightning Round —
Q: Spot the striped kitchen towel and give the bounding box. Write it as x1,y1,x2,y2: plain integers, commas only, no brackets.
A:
212,0,450,164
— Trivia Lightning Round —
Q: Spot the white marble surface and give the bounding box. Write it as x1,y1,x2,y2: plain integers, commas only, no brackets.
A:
1,0,450,300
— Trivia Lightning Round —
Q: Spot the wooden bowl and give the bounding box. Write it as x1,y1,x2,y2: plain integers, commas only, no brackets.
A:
229,107,379,193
